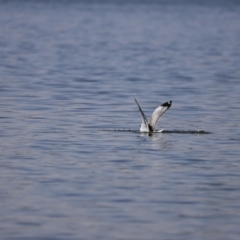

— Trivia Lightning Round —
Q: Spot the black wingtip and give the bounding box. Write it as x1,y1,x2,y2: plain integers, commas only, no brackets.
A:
161,100,172,108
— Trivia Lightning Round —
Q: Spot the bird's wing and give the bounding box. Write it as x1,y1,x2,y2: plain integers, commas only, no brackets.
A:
134,97,149,132
149,101,172,130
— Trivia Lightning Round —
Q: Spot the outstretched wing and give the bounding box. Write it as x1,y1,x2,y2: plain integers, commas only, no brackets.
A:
149,101,172,131
134,97,149,132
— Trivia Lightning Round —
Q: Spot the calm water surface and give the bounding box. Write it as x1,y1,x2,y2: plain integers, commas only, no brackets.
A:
0,1,240,240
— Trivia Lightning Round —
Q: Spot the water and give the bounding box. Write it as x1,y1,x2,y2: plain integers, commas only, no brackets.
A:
0,1,240,239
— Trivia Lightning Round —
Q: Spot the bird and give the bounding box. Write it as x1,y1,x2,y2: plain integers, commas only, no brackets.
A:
134,97,172,133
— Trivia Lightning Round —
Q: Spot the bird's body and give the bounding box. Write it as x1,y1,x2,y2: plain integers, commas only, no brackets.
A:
134,97,172,133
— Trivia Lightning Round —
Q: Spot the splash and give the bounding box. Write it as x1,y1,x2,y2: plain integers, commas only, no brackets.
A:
103,129,211,134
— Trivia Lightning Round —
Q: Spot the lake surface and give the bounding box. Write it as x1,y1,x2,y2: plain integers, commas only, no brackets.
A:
0,1,240,239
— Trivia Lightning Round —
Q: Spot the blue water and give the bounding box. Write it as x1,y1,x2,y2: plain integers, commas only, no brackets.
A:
0,1,240,240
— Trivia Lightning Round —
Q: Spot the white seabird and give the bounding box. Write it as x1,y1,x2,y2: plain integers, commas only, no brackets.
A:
134,97,172,133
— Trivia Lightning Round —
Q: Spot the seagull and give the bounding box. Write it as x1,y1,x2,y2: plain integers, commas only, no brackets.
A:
134,97,172,133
